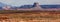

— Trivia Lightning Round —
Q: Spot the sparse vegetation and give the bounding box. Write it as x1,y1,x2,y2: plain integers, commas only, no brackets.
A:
0,11,60,22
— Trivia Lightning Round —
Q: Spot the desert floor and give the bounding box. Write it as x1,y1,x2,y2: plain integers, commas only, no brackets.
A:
0,11,60,22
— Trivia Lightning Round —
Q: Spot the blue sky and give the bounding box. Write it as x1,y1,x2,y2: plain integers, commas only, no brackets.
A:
0,0,60,6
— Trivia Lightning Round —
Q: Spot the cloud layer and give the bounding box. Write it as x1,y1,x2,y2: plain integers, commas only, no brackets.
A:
0,0,60,6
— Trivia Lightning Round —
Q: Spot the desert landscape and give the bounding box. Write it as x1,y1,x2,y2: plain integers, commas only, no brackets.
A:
0,0,60,22
0,11,60,22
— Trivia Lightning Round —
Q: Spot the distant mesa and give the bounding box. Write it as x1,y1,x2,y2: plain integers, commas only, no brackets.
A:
33,2,39,7
0,2,60,11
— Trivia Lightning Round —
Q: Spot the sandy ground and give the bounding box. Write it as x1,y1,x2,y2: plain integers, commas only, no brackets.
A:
0,18,60,22
0,12,60,22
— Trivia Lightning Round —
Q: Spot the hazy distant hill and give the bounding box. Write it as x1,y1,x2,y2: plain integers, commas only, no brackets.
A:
41,5,60,9
0,2,60,10
18,5,33,9
18,5,60,9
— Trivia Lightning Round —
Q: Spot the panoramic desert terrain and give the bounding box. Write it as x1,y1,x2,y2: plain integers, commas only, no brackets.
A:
0,11,60,22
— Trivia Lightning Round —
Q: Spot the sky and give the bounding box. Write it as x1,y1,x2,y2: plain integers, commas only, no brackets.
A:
0,0,60,6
